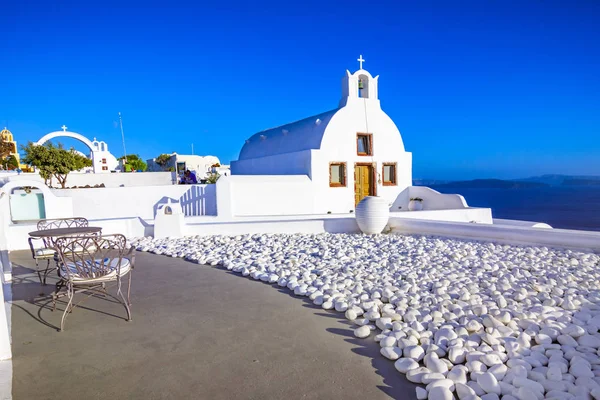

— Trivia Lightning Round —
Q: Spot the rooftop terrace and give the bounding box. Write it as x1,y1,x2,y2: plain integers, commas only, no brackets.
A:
8,250,415,400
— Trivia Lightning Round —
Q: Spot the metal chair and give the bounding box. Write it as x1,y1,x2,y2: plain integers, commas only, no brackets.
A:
52,234,135,331
28,217,90,285
37,217,89,230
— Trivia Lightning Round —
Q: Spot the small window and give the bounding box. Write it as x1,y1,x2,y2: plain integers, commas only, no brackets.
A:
357,133,372,156
329,162,346,187
102,166,108,171
102,158,107,164
382,163,397,186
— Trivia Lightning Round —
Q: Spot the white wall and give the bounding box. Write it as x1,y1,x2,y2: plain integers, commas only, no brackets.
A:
388,217,600,252
52,184,217,220
0,180,73,222
216,175,316,217
1,171,175,188
0,251,12,361
390,186,469,212
4,217,150,251
493,218,553,229
390,208,492,224
185,215,360,236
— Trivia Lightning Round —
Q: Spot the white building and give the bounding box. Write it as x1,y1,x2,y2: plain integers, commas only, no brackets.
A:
89,138,119,173
231,56,412,212
147,153,223,180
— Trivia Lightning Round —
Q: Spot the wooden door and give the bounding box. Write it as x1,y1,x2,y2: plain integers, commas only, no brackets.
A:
354,164,373,205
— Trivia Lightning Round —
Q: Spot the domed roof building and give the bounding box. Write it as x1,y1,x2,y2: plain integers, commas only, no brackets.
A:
231,56,412,209
0,128,20,164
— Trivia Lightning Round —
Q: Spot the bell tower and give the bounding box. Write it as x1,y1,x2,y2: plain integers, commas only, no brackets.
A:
339,55,380,107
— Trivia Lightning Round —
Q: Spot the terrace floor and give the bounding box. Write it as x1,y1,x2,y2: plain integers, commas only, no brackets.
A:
8,251,416,400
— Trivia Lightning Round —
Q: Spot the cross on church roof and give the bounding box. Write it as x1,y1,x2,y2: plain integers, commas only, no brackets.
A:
357,55,365,70
61,125,68,131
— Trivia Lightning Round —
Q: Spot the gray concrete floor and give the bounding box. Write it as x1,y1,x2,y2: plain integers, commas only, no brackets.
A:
9,251,416,400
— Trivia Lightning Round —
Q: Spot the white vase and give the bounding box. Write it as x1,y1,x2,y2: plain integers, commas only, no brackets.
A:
355,196,390,234
408,200,423,211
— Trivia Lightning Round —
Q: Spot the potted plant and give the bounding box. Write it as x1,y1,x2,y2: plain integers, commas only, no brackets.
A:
408,197,424,211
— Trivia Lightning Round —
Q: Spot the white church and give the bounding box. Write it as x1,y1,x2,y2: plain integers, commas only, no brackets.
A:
230,56,412,213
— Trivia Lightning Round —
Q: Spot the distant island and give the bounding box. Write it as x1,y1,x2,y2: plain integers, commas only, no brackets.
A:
515,174,600,187
562,178,600,186
414,174,600,189
430,179,548,189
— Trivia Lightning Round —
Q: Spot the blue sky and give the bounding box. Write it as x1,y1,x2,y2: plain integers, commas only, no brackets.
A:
2,0,599,180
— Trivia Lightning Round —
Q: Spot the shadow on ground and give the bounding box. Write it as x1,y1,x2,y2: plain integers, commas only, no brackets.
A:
218,265,417,400
10,251,417,400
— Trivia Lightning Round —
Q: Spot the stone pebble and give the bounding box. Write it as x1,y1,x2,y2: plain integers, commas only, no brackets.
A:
130,232,600,400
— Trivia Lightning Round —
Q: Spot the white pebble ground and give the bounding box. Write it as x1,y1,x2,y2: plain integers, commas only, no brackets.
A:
131,233,600,400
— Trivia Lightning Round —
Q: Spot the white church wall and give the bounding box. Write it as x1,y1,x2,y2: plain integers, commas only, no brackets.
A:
309,102,413,212
230,150,312,177
2,171,175,188
51,184,217,220
215,175,316,217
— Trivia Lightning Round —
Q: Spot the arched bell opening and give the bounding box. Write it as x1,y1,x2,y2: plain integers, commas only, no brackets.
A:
358,74,370,99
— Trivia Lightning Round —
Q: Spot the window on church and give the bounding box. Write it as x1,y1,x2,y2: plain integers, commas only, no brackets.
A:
357,133,372,156
383,163,397,186
329,162,346,187
102,158,106,164
102,166,108,171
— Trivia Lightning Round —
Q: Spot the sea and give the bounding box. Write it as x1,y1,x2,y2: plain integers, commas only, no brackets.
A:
430,186,600,232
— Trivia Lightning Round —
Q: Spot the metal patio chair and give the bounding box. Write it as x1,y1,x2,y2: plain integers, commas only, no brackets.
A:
52,234,135,331
37,217,90,231
28,217,90,285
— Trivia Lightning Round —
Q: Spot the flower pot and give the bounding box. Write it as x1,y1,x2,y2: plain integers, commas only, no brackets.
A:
408,200,423,211
355,196,390,234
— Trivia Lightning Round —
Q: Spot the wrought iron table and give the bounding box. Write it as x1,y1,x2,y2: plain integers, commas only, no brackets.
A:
28,226,103,241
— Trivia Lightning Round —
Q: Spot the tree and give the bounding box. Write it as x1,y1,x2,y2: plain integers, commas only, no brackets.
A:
154,153,172,170
118,154,147,172
22,142,93,188
1,155,19,170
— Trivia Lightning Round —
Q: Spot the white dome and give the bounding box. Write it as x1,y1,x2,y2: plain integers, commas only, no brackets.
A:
238,109,340,160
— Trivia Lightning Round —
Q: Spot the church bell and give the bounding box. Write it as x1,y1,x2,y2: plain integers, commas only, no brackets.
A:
358,79,364,89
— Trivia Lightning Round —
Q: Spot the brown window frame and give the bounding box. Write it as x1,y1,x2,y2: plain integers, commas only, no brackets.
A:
101,166,108,171
329,162,347,187
102,158,107,164
382,163,397,186
356,133,373,156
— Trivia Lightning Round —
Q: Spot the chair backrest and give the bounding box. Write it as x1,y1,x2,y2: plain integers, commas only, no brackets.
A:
37,217,89,231
54,234,128,281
